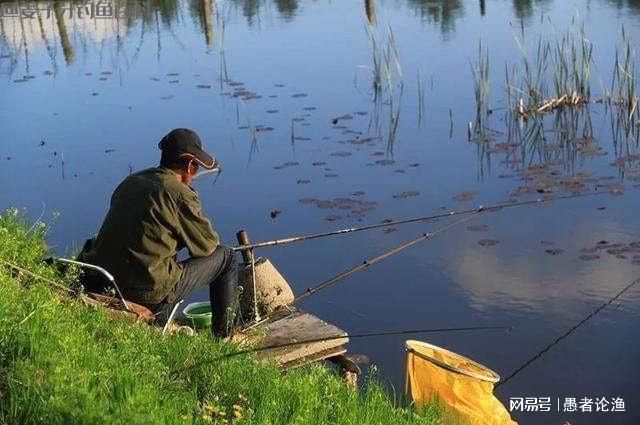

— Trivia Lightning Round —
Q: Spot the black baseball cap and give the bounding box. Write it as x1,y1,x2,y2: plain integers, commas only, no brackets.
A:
158,128,217,169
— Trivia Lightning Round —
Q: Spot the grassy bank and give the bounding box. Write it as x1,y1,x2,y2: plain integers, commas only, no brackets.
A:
0,209,443,425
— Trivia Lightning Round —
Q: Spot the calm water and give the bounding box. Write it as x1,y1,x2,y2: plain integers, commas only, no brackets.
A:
1,1,639,423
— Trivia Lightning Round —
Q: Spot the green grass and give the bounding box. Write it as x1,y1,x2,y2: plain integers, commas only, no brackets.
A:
0,209,445,425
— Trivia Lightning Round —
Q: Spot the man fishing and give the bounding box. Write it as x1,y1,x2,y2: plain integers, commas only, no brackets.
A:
79,128,239,338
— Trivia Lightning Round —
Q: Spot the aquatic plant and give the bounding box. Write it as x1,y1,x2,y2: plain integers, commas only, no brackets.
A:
609,26,639,143
365,22,403,103
364,22,404,153
417,69,426,126
470,40,491,137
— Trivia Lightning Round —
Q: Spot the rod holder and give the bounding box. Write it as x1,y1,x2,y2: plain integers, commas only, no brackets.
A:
236,230,260,322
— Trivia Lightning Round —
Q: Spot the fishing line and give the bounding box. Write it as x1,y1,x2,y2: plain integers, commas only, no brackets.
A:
496,276,640,388
171,325,511,376
232,191,608,252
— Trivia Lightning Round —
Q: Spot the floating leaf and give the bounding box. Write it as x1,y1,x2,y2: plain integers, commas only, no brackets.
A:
478,239,499,247
392,191,420,199
316,201,333,209
545,249,564,255
331,114,353,123
325,215,343,222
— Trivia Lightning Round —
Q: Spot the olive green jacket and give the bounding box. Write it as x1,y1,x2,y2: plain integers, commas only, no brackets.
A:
84,167,219,304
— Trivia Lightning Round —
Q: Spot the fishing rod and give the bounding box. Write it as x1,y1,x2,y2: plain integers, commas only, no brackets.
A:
242,212,483,331
232,191,608,252
294,212,482,303
1,259,75,294
171,325,511,376
496,276,640,388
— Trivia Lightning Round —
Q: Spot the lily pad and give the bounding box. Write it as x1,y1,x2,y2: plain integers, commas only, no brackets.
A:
392,191,420,199
325,215,343,222
478,239,499,247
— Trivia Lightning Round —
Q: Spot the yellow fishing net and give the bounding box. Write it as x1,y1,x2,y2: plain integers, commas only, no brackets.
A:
405,340,517,425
